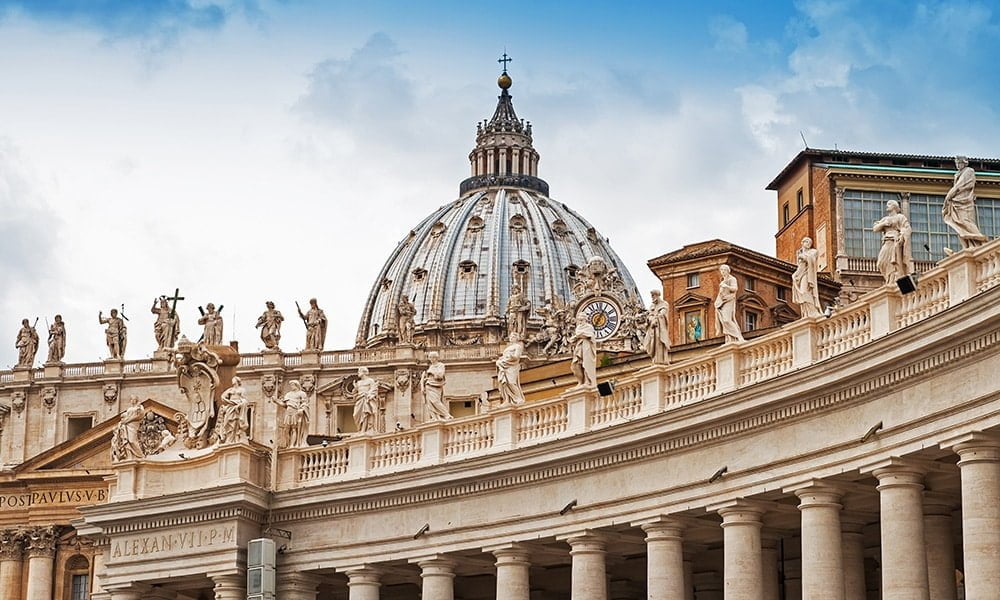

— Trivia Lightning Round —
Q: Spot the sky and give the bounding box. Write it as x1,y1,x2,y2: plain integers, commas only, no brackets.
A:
1,0,999,368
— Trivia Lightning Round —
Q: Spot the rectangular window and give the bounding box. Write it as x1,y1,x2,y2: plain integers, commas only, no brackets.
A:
776,286,787,301
67,416,93,440
745,276,756,292
842,189,898,259
909,194,1000,261
796,189,804,212
686,272,699,288
782,202,790,225
71,574,89,600
744,311,759,332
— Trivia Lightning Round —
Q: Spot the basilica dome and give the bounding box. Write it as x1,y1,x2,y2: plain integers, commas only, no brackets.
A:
356,71,641,348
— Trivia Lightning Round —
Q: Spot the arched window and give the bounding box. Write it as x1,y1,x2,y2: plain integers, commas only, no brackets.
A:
64,555,90,600
509,215,527,232
429,222,447,238
458,260,478,278
467,216,485,232
412,268,428,283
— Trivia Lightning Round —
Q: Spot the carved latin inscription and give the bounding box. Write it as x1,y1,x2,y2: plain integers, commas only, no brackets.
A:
111,525,236,559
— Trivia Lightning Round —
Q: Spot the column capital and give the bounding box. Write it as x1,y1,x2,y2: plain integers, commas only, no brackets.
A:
793,482,845,509
24,525,58,558
637,517,685,541
487,542,531,566
711,499,766,526
0,528,25,560
557,531,608,555
941,431,1000,463
410,555,457,577
276,571,324,594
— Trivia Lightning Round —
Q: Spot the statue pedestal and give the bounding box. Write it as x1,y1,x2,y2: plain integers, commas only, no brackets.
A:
150,355,172,373
561,386,597,434
394,344,415,361
42,363,63,379
262,350,283,367
12,367,32,383
301,350,321,366
104,359,123,375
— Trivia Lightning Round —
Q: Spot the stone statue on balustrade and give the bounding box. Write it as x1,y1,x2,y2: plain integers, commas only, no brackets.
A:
255,301,284,351
421,351,452,421
643,290,670,365
275,380,310,448
298,298,327,351
197,303,224,346
792,237,822,319
714,265,745,344
570,315,598,390
505,284,531,340
99,308,127,359
873,200,914,285
496,333,526,406
353,367,382,433
14,318,39,368
397,295,416,345
216,376,251,445
151,297,181,352
46,315,65,364
943,156,988,251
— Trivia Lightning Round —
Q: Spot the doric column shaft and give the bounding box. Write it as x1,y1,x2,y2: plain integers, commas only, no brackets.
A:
718,504,765,600
565,533,608,600
212,573,246,600
418,557,456,600
682,559,695,600
0,529,25,600
873,466,929,600
841,522,866,600
345,567,381,600
493,545,531,600
761,539,779,600
795,485,845,600
955,440,1000,599
641,520,685,600
922,503,956,600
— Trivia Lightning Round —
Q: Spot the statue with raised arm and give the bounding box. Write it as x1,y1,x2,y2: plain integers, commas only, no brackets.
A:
15,318,39,368
255,301,283,351
396,295,416,344
99,309,127,359
421,351,451,421
873,199,914,284
198,303,223,346
275,380,310,448
643,290,670,365
714,265,745,344
496,333,526,406
298,298,327,351
216,376,250,445
46,315,65,364
570,315,598,389
792,236,822,319
353,367,381,433
151,297,180,351
943,155,988,250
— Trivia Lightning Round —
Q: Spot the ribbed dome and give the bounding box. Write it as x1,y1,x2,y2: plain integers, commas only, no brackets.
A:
355,65,642,348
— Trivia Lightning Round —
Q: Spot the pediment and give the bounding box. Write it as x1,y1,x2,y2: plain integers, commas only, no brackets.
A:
737,291,769,309
770,302,800,325
675,292,712,308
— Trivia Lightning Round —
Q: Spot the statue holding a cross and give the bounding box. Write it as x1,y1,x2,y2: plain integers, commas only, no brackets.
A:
152,288,184,352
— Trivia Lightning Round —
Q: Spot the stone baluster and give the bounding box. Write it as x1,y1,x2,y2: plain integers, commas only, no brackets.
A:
415,556,456,600
24,525,57,600
344,566,381,600
0,529,25,600
637,518,685,600
871,463,929,600
490,543,531,600
716,502,765,600
945,434,1000,599
794,483,845,600
561,532,608,600
212,573,246,600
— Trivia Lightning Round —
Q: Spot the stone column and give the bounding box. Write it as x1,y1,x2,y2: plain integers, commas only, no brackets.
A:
640,519,685,600
795,484,844,600
103,586,148,600
953,437,1000,599
873,464,929,600
492,544,531,600
760,538,779,600
683,558,695,600
717,503,764,600
564,532,608,600
276,572,323,600
345,567,381,600
841,519,867,600
24,525,57,600
923,501,957,600
693,572,723,600
417,557,456,600
0,529,24,600
212,573,246,600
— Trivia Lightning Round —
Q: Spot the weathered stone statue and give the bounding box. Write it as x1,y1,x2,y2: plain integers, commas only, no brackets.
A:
873,200,914,284
276,380,310,448
643,290,670,365
14,318,39,368
298,298,328,351
496,333,526,406
943,156,988,250
396,295,416,345
216,376,250,445
421,351,451,421
533,298,567,356
255,301,284,351
353,367,381,433
173,338,240,449
506,284,531,340
111,396,145,461
46,315,65,364
198,303,224,346
714,265,745,344
792,237,822,319
570,315,598,389
151,297,180,351
99,309,127,359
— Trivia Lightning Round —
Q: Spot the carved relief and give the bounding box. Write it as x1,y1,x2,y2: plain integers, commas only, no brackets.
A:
137,411,173,456
394,369,411,392
172,338,238,449
300,373,316,396
261,372,283,404
10,391,25,414
0,529,24,560
41,387,57,412
25,526,58,558
571,256,625,299
102,383,119,405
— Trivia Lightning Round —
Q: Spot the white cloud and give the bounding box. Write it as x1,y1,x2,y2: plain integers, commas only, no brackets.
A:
709,15,749,52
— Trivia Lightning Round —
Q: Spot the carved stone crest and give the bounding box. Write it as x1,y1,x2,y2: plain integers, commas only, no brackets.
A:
10,391,25,414
394,369,411,391
261,372,284,403
172,337,239,449
102,383,119,405
300,373,316,395
571,255,625,299
41,387,57,412
137,412,171,456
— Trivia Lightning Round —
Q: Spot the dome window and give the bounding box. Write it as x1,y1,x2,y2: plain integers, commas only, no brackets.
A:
566,265,580,280
512,260,530,275
458,260,478,278
587,228,600,243
380,278,392,290
430,222,447,238
467,216,485,232
552,219,569,237
412,268,428,282
509,215,527,232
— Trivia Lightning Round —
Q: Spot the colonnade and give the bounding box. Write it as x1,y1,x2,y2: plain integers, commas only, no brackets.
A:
0,525,58,600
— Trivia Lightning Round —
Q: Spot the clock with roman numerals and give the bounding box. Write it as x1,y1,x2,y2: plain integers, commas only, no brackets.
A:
577,297,622,341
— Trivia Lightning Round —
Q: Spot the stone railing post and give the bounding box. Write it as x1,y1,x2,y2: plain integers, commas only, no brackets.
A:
420,424,445,465
944,250,978,306
636,365,668,415
564,388,595,434
275,449,299,488
492,407,516,452
346,437,371,477
868,288,901,339
791,321,819,369
714,346,741,394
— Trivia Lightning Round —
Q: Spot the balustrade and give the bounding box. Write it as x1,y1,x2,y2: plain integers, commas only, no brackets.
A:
739,334,793,386
443,417,495,457
591,380,642,427
664,360,716,406
897,272,949,327
816,304,871,361
370,432,422,470
517,400,569,442
299,446,350,481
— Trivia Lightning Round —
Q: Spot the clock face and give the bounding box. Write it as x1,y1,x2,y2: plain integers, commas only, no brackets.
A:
578,298,621,340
